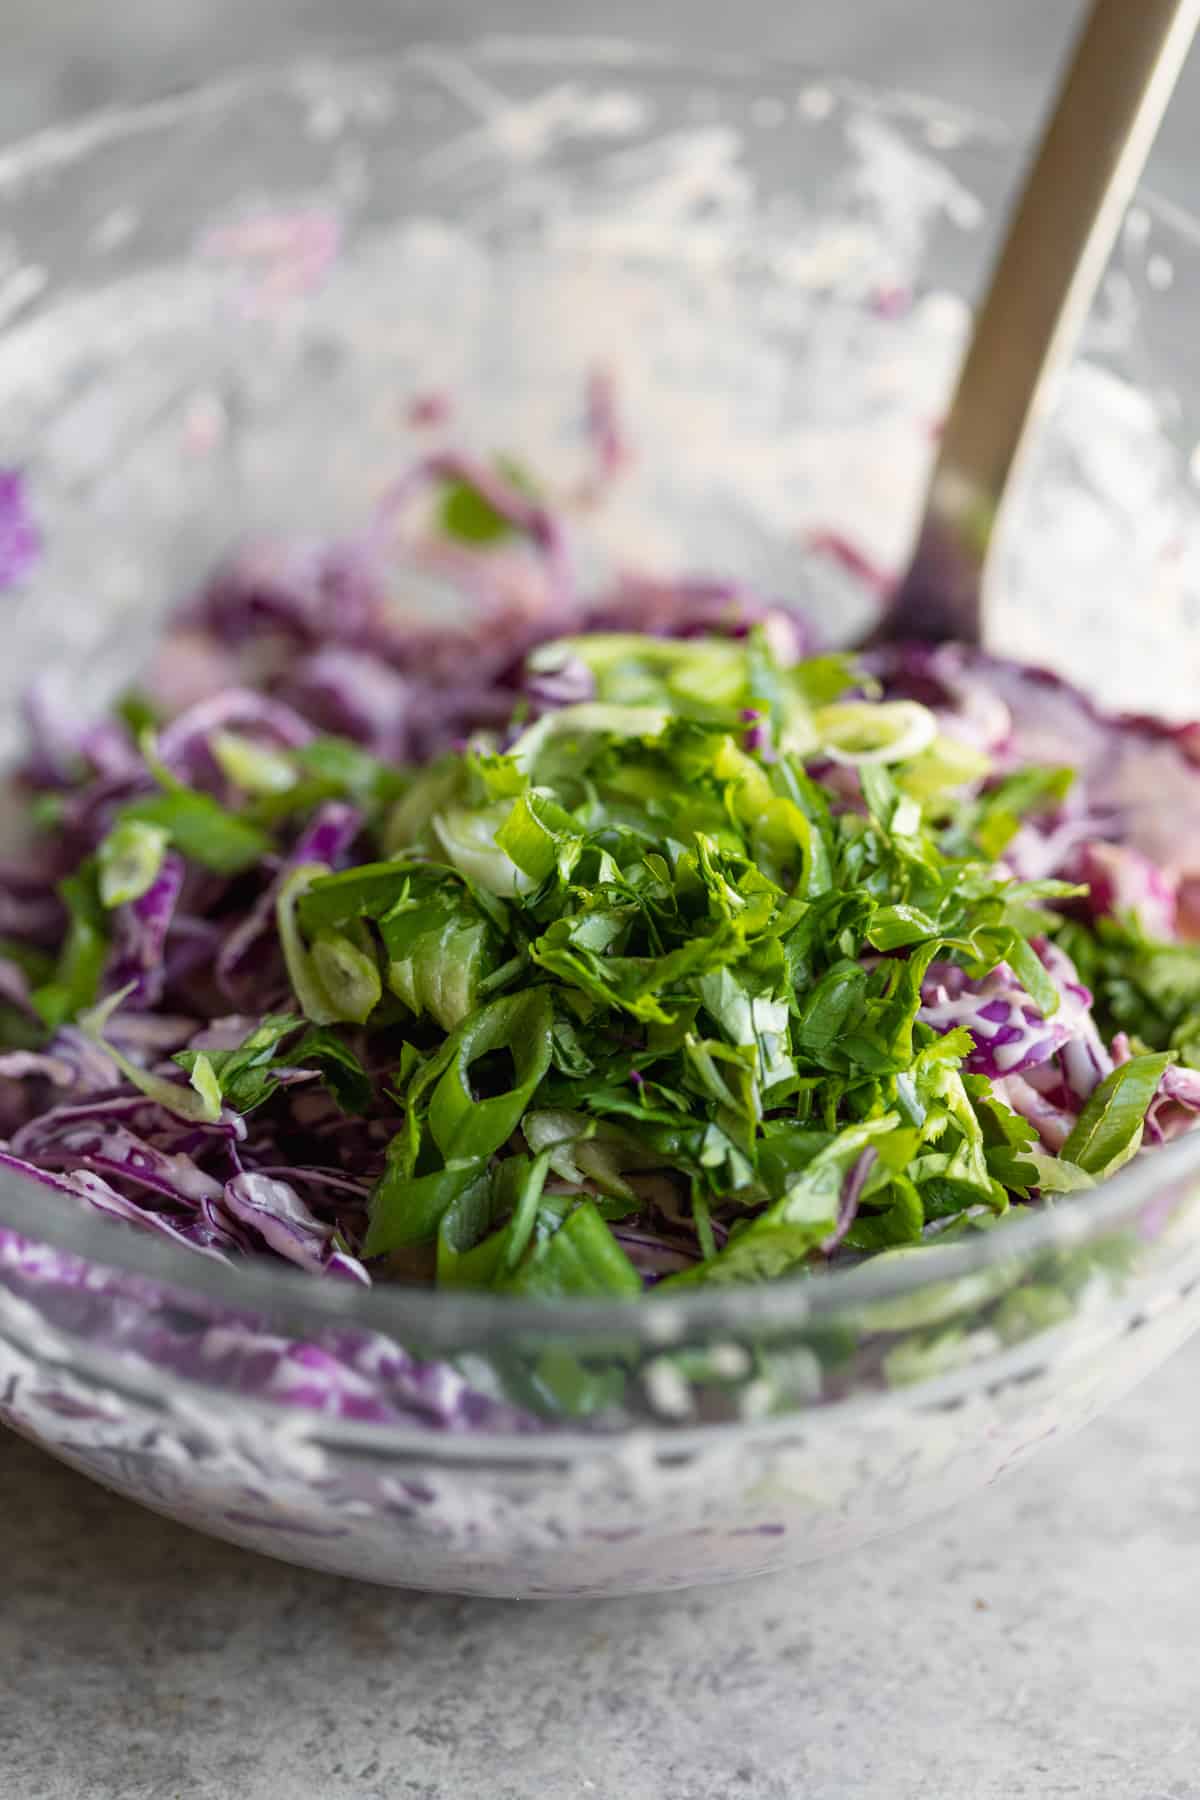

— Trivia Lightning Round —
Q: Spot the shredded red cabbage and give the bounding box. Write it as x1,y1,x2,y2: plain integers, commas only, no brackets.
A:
2,423,1200,1322
0,470,39,591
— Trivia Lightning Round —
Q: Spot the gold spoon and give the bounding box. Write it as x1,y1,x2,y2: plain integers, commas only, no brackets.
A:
878,0,1200,645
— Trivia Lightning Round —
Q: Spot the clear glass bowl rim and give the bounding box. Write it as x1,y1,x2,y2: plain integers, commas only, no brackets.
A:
3,40,1200,1350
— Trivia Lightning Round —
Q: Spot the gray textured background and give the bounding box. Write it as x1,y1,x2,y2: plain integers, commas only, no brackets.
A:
5,6,1200,1799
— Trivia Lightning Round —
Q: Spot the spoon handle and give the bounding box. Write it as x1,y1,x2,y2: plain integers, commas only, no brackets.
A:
887,0,1200,645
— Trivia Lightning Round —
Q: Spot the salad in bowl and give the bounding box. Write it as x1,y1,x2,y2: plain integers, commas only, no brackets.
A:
2,448,1200,1312
4,48,1200,1594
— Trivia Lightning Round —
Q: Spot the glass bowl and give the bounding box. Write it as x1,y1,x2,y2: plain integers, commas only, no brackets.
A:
3,42,1200,1598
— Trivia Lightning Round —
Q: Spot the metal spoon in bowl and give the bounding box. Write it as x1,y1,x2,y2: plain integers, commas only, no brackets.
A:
874,0,1200,647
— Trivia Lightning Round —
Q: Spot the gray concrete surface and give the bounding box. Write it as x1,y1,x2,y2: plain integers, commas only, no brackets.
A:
6,5,1200,1798
5,1336,1200,1800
